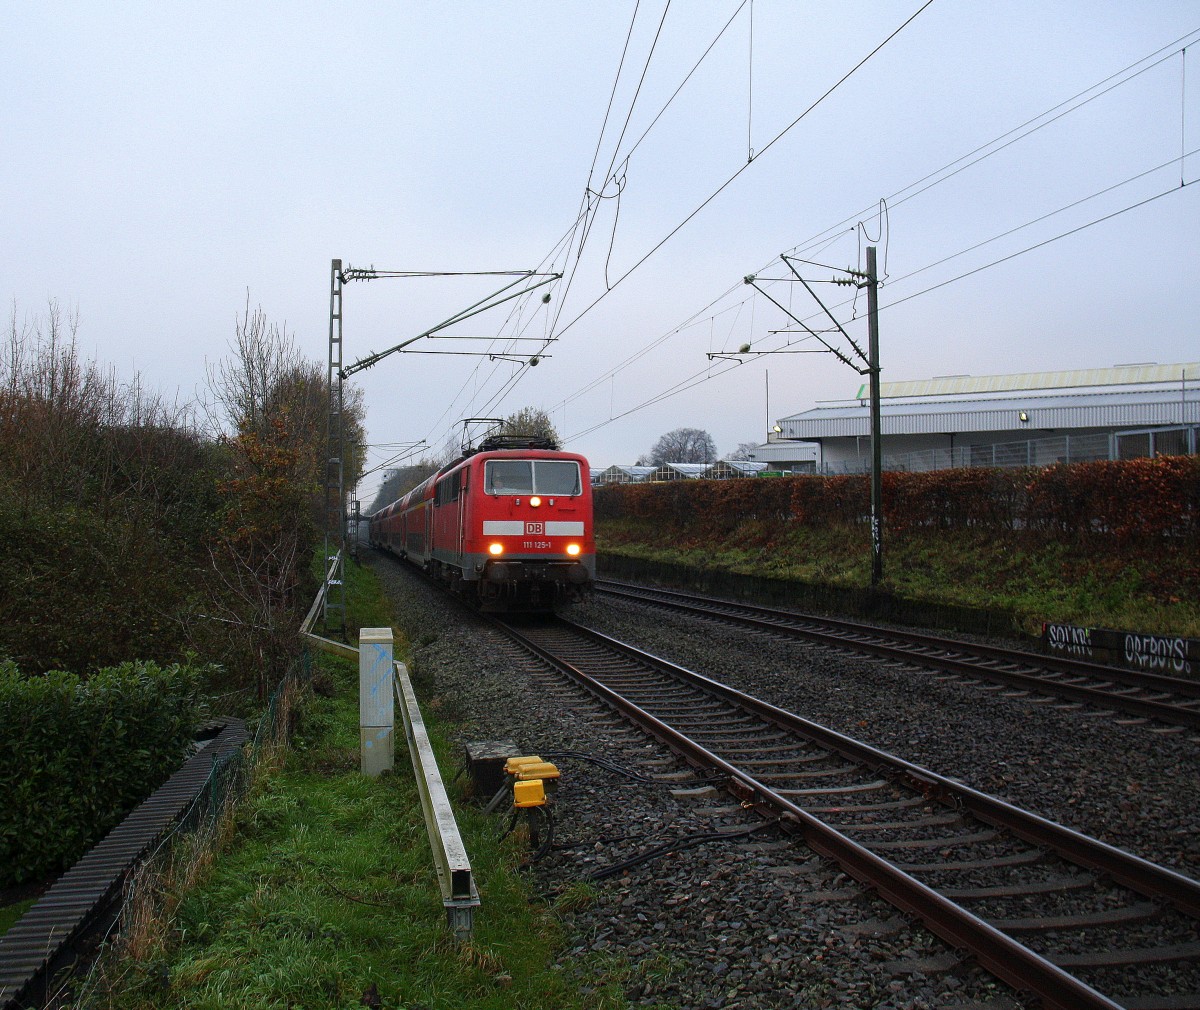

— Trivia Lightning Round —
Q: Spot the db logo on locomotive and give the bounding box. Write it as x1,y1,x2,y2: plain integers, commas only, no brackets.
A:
525,522,545,535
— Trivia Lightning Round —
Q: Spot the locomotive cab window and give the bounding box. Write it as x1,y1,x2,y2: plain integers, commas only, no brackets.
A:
534,460,582,495
485,459,581,496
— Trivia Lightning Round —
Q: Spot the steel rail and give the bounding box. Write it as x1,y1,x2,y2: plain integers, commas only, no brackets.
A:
495,617,1128,1010
595,580,1200,730
597,579,1200,696
564,619,1200,919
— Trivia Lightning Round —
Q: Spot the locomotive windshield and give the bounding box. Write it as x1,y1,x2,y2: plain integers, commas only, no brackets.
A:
485,459,581,496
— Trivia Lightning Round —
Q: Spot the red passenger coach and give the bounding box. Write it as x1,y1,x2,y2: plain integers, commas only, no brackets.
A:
368,437,595,611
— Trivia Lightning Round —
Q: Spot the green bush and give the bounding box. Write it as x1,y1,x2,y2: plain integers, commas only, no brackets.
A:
0,658,206,887
0,489,206,675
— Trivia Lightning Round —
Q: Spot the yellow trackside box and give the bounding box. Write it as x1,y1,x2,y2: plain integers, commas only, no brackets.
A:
505,755,544,776
516,762,559,791
513,778,546,808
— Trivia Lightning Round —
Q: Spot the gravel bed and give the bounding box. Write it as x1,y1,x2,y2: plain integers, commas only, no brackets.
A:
568,591,1200,884
365,554,1200,1005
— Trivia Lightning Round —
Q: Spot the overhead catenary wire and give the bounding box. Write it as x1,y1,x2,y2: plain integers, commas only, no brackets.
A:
593,0,673,226
766,147,1200,314
544,0,647,344
561,169,1197,448
542,0,698,354
746,0,754,162
455,0,919,434
882,146,1200,291
549,286,751,413
620,0,750,171
538,2,935,424
413,217,587,449
583,0,644,209
883,178,1196,313
358,442,429,483
784,28,1200,261
420,0,897,440
466,0,755,437
565,357,743,442
545,30,1200,446
1182,45,1189,187
546,0,938,346
580,0,751,290
371,16,1198,466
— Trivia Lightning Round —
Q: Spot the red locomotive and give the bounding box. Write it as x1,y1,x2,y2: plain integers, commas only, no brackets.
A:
368,436,595,611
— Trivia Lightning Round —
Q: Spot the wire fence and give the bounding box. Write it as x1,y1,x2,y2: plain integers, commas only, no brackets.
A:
820,425,1199,476
594,427,1198,485
72,653,312,1008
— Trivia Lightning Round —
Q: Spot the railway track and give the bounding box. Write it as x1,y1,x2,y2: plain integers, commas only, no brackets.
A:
596,579,1200,734
496,613,1200,1010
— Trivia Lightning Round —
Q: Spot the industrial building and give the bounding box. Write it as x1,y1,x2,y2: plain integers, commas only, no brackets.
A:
772,362,1199,474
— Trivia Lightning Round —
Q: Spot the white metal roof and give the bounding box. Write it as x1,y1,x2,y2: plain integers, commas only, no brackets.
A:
593,465,655,485
786,362,1200,439
743,442,820,462
853,362,1199,400
655,462,709,476
782,387,1200,439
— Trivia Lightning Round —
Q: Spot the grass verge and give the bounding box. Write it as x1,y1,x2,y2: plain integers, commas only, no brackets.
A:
0,899,35,935
83,556,633,1009
599,519,1200,637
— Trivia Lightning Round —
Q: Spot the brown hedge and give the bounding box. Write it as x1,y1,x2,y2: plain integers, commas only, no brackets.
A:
594,455,1200,543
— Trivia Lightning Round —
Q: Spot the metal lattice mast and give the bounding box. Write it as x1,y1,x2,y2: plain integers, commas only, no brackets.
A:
865,246,883,588
323,258,346,635
322,261,561,634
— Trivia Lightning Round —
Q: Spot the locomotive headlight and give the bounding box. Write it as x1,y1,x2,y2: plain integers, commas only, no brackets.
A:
566,543,581,556
529,496,542,507
488,543,504,556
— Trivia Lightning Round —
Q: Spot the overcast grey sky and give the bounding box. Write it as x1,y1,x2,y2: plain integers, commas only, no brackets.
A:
4,3,1197,503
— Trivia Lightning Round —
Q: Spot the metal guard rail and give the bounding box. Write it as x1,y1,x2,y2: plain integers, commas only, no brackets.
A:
302,556,478,938
393,662,479,939
300,551,358,661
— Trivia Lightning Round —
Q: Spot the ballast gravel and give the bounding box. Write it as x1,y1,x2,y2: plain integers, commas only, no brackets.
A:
365,554,1198,1009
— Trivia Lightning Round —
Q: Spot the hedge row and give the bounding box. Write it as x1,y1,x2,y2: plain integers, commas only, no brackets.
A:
0,491,201,675
0,659,205,886
594,456,1200,541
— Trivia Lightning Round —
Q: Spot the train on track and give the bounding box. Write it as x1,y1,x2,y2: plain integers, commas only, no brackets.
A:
368,436,595,612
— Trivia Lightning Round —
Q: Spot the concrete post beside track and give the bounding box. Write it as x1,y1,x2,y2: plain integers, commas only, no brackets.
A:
359,627,395,776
